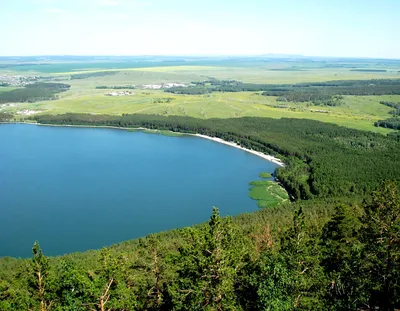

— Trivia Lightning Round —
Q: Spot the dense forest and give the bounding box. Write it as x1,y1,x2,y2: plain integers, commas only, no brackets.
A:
0,183,398,310
95,85,136,90
32,113,400,201
1,113,399,310
165,79,400,106
375,117,400,130
0,83,70,103
70,71,118,80
374,101,400,130
0,112,13,121
379,101,400,116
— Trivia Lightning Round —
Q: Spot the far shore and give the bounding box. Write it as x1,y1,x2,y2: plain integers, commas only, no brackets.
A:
1,121,285,166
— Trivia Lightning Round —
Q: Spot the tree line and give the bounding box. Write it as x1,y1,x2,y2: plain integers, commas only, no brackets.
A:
95,85,136,90
375,118,400,130
70,71,118,80
374,101,400,130
0,82,70,104
165,78,400,106
0,112,13,121
0,182,398,310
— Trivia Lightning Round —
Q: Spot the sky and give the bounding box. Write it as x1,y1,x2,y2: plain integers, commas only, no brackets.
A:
1,0,399,58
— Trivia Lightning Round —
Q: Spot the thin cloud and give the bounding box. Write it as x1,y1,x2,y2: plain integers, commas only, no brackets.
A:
97,0,121,6
43,8,66,13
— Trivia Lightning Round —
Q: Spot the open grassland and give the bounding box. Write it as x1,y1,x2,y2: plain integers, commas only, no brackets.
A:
8,89,399,134
130,65,400,84
1,61,400,134
3,61,400,82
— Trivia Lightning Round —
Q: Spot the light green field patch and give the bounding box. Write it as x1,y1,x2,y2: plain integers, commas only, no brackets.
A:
129,66,400,84
0,87,18,92
141,129,184,137
249,180,289,208
259,172,273,178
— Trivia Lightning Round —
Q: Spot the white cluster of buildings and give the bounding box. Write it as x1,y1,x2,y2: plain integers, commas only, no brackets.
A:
107,91,135,96
142,83,188,89
0,75,41,87
17,109,39,115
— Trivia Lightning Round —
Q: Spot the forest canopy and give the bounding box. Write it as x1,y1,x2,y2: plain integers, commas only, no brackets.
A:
0,82,70,103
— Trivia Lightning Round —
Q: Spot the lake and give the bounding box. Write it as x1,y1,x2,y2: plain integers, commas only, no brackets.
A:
0,124,278,257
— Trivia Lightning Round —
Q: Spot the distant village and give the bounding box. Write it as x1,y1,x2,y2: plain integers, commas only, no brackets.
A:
106,91,135,96
0,75,42,87
142,82,187,89
106,82,188,96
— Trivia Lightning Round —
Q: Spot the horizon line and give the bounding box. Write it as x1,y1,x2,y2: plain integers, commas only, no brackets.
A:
0,54,399,61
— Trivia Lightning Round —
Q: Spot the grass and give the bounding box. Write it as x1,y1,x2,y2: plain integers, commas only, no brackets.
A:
249,180,289,208
259,172,273,178
141,129,184,136
9,90,397,133
0,87,18,93
131,65,400,84
1,61,400,134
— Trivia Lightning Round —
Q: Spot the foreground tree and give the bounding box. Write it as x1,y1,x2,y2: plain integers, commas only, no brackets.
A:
319,204,366,310
57,259,92,310
86,248,139,311
30,241,51,311
360,181,400,310
169,207,246,310
279,207,325,310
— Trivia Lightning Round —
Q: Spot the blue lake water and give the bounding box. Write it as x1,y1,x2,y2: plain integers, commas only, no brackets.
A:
0,124,278,258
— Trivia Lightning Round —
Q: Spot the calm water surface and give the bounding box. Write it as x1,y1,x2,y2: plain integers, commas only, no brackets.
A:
0,124,278,257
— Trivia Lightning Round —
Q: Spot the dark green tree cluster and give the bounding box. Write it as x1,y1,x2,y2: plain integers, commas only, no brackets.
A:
70,71,118,80
95,85,136,90
0,83,70,104
166,87,212,95
379,101,400,116
0,112,13,121
0,183,399,310
374,101,400,130
375,117,400,130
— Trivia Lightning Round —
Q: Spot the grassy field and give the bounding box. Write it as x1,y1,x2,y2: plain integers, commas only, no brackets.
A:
0,87,18,92
1,59,400,134
249,179,289,208
7,89,398,133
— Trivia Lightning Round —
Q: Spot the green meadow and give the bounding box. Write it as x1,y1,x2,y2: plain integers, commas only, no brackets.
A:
249,180,289,208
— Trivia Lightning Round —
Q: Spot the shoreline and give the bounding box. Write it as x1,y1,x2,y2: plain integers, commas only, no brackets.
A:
1,121,284,166
193,134,284,166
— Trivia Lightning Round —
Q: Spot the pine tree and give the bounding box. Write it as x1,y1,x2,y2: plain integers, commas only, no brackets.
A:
57,259,91,310
319,204,366,310
169,207,246,310
31,241,51,311
279,207,325,310
360,181,400,310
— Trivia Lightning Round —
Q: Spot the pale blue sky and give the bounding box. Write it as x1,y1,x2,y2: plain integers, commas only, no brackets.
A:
1,0,399,58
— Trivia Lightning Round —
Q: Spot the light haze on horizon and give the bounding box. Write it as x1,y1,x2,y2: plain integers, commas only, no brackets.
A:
1,0,399,59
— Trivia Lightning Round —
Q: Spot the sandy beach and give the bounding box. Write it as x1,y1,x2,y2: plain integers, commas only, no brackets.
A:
193,134,284,167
